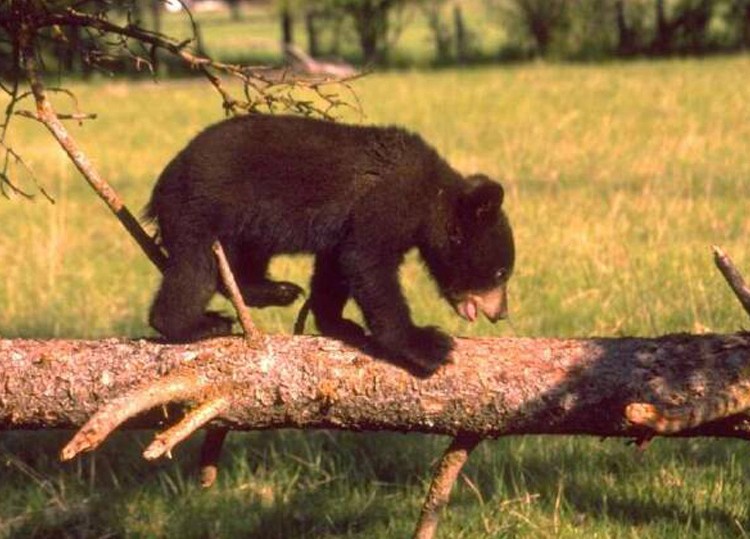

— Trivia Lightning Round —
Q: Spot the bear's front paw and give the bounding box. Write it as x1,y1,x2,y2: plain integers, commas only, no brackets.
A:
378,326,454,376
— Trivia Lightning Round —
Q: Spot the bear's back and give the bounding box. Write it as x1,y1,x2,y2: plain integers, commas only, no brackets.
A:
175,115,430,212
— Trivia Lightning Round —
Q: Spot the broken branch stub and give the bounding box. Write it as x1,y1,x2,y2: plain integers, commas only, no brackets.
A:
626,247,750,435
713,245,750,319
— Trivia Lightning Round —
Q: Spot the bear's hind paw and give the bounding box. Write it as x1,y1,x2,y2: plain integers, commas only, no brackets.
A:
241,280,304,307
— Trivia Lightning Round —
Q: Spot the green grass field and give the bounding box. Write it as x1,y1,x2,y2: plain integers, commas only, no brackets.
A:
2,56,750,537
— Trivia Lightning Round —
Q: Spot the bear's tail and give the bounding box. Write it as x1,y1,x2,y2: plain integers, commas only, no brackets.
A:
141,198,157,226
140,190,161,248
140,153,184,236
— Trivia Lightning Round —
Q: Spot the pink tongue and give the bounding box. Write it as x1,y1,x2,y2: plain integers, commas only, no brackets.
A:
465,301,477,322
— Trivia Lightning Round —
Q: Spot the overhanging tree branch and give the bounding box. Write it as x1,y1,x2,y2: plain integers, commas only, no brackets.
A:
1,1,361,272
15,16,169,271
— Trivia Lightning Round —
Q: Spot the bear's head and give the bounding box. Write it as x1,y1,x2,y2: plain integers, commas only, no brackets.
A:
423,174,515,324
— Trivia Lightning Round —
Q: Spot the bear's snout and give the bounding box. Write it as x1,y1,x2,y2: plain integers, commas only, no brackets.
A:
453,286,508,323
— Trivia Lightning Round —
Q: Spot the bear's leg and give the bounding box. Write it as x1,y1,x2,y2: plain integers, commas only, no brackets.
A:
224,241,303,307
340,251,453,374
150,244,233,341
310,253,366,344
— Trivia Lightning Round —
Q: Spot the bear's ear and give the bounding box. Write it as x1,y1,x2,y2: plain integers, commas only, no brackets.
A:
460,174,504,224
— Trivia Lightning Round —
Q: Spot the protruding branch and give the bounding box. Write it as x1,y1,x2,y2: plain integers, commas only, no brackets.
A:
143,396,230,461
413,435,481,539
212,240,264,347
60,372,210,461
713,245,750,319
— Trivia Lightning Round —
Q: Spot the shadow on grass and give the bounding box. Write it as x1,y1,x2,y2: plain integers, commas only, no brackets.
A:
2,427,749,537
0,430,436,538
478,441,748,535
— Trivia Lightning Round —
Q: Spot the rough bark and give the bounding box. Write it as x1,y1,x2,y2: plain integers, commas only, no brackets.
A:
2,333,750,442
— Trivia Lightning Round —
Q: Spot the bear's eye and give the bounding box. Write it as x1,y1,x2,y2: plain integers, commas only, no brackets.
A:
495,268,506,282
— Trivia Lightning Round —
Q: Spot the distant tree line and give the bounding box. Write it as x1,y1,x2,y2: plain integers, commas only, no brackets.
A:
284,0,750,64
5,0,750,80
491,0,750,60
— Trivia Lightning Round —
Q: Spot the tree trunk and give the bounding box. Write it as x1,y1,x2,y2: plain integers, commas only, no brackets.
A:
227,0,242,22
305,9,320,57
281,7,294,47
3,333,750,442
682,0,712,54
354,10,381,64
349,0,391,65
424,5,451,64
615,0,636,55
150,0,161,35
453,4,467,64
653,0,672,54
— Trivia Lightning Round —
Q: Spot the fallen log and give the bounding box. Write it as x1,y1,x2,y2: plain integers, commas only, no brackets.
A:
2,332,750,442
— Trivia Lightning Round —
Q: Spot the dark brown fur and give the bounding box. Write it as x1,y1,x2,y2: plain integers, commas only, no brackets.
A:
146,114,514,374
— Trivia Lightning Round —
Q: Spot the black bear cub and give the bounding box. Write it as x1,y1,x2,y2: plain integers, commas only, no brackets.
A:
147,114,514,374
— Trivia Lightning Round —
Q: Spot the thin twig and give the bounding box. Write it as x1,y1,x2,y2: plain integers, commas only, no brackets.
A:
413,434,481,539
0,140,53,202
199,65,240,115
16,109,97,121
713,245,750,319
